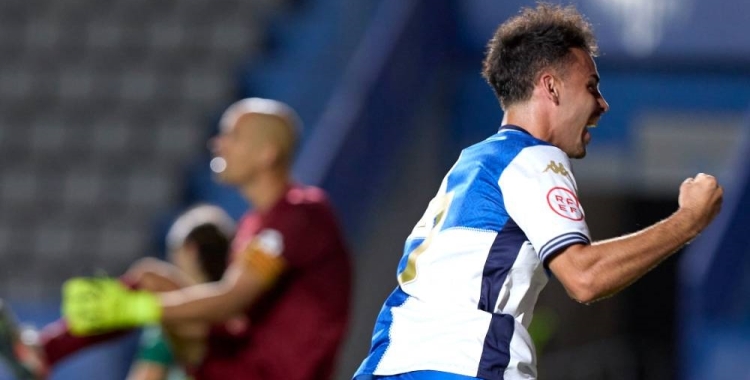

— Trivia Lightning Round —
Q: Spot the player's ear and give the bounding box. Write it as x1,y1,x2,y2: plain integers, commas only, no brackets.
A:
540,72,560,105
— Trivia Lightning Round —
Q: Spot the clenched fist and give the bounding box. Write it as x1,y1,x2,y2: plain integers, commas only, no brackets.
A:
678,173,723,233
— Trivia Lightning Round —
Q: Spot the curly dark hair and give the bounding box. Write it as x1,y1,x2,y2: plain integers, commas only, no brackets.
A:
186,223,232,282
481,3,598,109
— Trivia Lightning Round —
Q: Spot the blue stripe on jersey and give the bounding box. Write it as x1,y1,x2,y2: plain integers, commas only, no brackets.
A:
538,232,590,264
441,129,548,232
478,218,526,313
476,218,526,378
355,287,410,377
478,313,515,379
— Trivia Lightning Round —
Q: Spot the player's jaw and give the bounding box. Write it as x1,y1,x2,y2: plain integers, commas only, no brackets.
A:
565,125,591,160
214,164,240,185
210,155,241,185
209,142,253,186
574,110,603,158
214,157,262,188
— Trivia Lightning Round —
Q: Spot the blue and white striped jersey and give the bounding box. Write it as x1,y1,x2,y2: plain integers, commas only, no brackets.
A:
355,126,591,380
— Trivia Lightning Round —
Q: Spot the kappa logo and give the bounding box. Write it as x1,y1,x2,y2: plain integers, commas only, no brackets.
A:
543,161,569,177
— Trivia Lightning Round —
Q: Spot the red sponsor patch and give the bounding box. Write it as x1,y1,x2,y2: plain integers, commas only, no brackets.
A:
546,187,584,221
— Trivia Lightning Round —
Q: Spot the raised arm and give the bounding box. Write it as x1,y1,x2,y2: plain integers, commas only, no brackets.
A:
548,173,723,304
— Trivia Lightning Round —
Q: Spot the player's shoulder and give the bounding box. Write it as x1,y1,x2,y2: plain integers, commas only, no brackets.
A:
265,184,341,240
497,126,564,152
487,127,567,164
284,184,330,207
498,144,572,185
457,127,562,175
517,144,570,162
467,127,545,159
275,184,335,221
513,143,569,164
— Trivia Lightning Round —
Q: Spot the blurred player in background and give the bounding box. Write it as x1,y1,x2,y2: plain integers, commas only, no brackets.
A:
354,4,723,380
63,98,353,380
0,204,234,380
126,204,234,380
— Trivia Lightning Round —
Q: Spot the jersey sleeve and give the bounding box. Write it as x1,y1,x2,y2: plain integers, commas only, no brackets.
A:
239,200,337,283
498,145,591,265
240,228,288,285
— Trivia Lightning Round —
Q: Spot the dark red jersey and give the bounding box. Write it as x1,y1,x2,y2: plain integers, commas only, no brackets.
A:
194,184,352,380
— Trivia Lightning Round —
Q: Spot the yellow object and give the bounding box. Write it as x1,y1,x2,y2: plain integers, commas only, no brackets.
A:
62,278,161,336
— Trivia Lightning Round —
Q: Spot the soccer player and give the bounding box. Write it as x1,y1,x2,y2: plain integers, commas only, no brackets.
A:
126,204,234,380
63,98,353,380
0,204,234,380
353,4,723,380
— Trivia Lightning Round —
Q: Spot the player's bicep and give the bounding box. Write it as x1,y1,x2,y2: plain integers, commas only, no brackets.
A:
241,230,287,284
224,228,289,307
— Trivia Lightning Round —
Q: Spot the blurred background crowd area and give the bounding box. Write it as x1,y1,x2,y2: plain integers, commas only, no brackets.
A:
0,0,749,379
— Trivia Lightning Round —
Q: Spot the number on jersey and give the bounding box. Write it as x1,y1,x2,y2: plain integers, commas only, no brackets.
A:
398,192,454,285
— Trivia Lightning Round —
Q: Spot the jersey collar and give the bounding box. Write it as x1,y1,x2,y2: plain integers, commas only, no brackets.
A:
498,125,532,135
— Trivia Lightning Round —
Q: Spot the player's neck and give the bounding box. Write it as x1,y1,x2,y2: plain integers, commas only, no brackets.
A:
241,169,291,213
502,102,553,143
